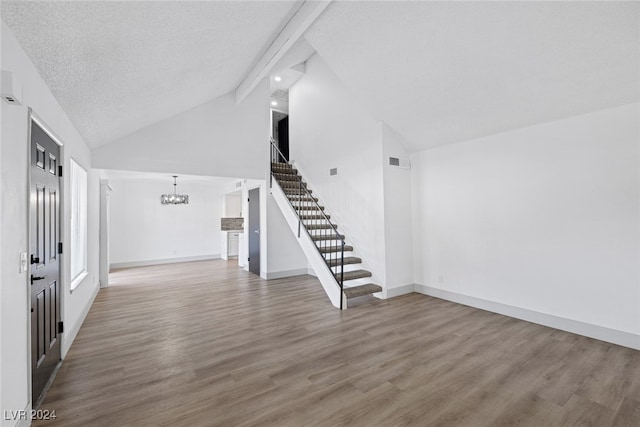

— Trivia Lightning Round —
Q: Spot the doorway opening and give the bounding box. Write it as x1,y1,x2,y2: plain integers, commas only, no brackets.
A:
272,110,289,161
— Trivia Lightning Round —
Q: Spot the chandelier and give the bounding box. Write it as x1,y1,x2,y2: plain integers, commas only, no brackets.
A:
161,175,189,204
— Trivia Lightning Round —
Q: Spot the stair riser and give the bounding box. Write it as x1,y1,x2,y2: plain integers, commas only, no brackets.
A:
274,175,301,182
319,245,354,253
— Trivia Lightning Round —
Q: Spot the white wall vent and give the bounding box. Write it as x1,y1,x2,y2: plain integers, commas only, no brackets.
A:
389,157,411,170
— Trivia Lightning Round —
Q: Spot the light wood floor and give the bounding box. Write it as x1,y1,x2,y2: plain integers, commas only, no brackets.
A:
35,260,639,426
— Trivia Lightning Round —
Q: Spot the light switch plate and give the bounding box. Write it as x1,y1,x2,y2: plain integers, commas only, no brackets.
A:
20,252,28,273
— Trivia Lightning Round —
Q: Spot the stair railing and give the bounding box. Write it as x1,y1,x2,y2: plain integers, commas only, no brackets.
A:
270,138,345,309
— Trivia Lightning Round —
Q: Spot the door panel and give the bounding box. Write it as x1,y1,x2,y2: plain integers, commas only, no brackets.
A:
30,120,61,404
48,189,58,263
35,185,46,269
248,188,260,275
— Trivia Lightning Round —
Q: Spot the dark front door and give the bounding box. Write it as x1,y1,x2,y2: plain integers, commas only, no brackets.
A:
248,188,260,275
30,120,61,405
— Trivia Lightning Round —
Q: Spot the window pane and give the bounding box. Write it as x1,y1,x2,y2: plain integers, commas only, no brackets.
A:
70,159,87,287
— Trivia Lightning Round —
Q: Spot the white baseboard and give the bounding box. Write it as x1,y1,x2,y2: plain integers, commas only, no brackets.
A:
62,282,99,359
266,268,310,280
386,284,415,298
415,284,640,351
307,267,317,277
110,254,220,270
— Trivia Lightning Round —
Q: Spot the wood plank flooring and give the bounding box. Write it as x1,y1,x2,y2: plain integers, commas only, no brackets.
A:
34,260,640,426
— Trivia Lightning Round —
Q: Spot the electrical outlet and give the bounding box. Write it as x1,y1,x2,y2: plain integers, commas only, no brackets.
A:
20,252,28,273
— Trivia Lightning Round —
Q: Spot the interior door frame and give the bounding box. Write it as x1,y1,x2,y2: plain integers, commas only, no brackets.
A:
99,179,113,288
27,109,65,408
247,186,261,276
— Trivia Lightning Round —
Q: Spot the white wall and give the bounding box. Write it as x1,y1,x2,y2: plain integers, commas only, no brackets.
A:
381,123,414,294
224,193,242,217
266,193,309,279
108,177,226,267
289,53,387,286
92,80,270,180
411,103,640,345
1,20,100,425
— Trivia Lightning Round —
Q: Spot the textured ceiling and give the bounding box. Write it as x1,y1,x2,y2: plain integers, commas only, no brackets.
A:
305,1,640,151
1,1,298,147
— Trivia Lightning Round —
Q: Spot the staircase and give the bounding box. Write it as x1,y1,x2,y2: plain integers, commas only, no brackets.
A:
270,140,382,309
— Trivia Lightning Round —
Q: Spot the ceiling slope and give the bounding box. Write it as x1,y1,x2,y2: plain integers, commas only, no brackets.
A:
1,1,298,148
304,1,640,151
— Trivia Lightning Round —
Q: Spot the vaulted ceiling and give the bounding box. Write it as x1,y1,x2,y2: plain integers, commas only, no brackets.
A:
2,1,638,153
1,1,298,148
305,1,640,150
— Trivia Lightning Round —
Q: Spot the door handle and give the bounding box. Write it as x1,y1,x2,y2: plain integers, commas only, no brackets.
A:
31,275,45,285
30,254,40,264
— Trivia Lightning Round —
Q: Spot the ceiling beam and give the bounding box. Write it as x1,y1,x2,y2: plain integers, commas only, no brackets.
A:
234,0,332,104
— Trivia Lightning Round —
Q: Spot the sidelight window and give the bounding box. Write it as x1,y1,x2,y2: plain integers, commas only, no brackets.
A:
70,158,88,289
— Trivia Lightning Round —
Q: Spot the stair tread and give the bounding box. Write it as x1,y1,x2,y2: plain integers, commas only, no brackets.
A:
311,234,345,241
273,173,300,181
335,269,372,281
271,164,296,170
295,205,325,210
280,181,308,188
289,195,318,199
306,224,338,230
343,283,383,299
283,188,312,194
327,256,361,267
320,245,353,253
300,214,329,220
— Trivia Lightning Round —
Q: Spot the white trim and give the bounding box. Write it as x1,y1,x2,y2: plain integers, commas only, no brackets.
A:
61,283,99,359
265,268,309,280
414,284,640,351
69,270,88,293
110,254,220,270
307,267,316,277
30,111,64,147
386,284,415,298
